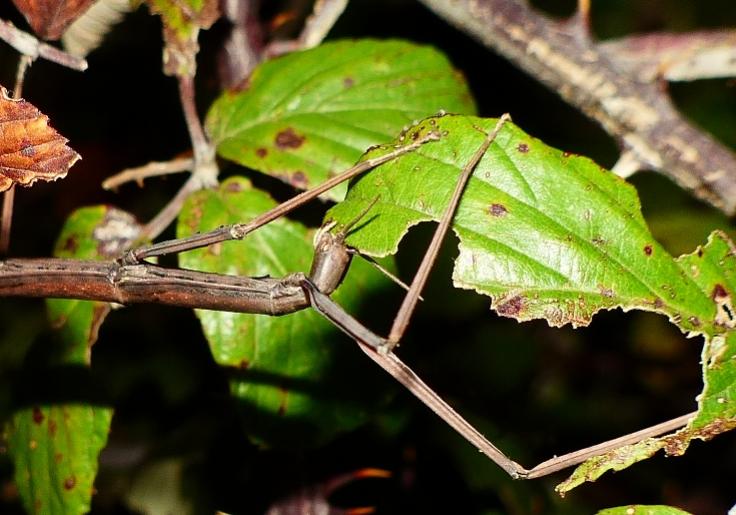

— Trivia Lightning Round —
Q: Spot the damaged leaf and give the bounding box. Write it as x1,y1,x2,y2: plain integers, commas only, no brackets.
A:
206,39,475,200
144,0,220,77
0,87,80,192
325,114,736,490
11,0,95,40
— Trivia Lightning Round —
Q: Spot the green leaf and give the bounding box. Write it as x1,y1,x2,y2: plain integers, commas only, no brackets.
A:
558,231,736,494
177,177,393,446
7,404,113,515
324,114,736,487
596,506,693,515
205,39,476,200
6,206,140,514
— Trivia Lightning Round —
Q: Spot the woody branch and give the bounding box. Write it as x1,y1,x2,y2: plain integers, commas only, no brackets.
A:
417,0,736,214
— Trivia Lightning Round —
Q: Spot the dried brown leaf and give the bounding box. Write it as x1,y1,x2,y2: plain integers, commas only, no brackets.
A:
11,0,96,40
0,87,80,191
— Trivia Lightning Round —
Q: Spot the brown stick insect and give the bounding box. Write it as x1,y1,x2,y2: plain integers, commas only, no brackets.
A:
0,115,694,481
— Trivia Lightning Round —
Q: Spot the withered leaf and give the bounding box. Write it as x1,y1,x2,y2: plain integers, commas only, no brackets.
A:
144,0,220,77
0,87,80,191
11,0,96,40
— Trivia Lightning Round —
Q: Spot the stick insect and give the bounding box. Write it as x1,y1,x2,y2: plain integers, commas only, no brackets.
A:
0,116,694,480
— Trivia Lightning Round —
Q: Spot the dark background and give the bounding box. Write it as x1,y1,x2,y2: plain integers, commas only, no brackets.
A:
1,0,735,513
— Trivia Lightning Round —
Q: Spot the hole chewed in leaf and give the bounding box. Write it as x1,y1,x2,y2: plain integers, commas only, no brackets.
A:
712,283,735,327
0,87,80,191
275,128,306,149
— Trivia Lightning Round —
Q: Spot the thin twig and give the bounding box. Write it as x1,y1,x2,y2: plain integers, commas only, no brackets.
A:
140,77,218,240
177,75,214,177
0,188,15,256
265,0,349,57
102,157,194,190
600,29,736,82
0,19,88,71
219,0,264,88
126,131,440,263
139,173,202,241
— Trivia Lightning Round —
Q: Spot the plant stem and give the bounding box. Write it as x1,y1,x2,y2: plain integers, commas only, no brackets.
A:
0,54,32,256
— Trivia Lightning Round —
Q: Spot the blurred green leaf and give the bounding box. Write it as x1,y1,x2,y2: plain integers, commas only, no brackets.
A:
177,177,393,446
205,39,476,200
597,506,692,515
6,206,139,514
325,114,736,489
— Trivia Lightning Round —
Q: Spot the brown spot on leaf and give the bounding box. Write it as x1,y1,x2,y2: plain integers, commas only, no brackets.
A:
489,203,508,217
225,181,242,193
32,407,44,424
697,248,704,257
63,476,76,490
562,151,572,158
54,452,63,463
496,295,525,317
688,316,701,327
644,244,653,256
275,128,305,149
598,285,614,298
255,147,267,158
277,386,288,416
517,143,529,153
290,171,308,189
48,419,57,436
343,77,355,87
239,359,250,369
592,236,606,246
654,298,664,309
234,76,251,93
62,235,78,253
